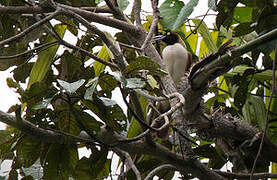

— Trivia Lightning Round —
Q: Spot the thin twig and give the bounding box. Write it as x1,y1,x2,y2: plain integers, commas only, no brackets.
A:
215,170,277,179
61,40,120,70
119,42,142,51
132,0,142,27
185,7,210,40
118,129,150,143
145,164,177,180
0,9,61,47
0,41,58,59
59,6,127,70
250,44,277,179
153,92,185,122
0,5,113,14
141,0,160,50
114,148,142,180
134,89,168,101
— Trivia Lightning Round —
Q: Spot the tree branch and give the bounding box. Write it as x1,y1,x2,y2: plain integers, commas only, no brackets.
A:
0,41,58,60
0,5,113,14
132,0,142,27
0,110,65,144
57,3,140,35
214,170,277,179
250,42,277,179
97,127,226,180
0,9,61,47
145,164,177,180
190,28,277,89
113,148,142,180
141,0,160,50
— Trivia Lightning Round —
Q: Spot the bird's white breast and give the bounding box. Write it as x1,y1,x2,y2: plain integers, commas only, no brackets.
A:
162,43,189,84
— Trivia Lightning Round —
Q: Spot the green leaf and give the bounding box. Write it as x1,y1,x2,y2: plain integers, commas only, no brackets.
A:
0,130,13,144
192,19,217,53
127,96,148,138
126,78,146,89
43,144,78,179
100,97,117,106
13,63,34,83
99,74,119,92
242,95,266,129
80,111,102,133
233,7,253,23
172,0,199,30
94,45,111,77
27,24,67,89
233,22,255,37
216,0,239,29
124,56,166,76
73,149,110,179
57,108,81,135
272,163,277,180
117,0,130,11
84,77,99,100
57,79,85,94
15,137,41,168
22,160,43,180
94,32,115,77
32,97,53,110
208,0,217,11
159,0,185,30
225,66,277,81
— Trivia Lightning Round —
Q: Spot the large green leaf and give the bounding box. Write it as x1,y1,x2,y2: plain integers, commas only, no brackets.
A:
172,0,199,30
233,22,255,37
127,95,148,138
73,149,110,179
57,79,86,94
124,56,166,77
126,78,146,89
27,24,67,89
117,0,130,11
242,95,266,129
84,77,99,100
160,0,199,30
43,144,78,179
225,66,277,81
233,7,253,23
159,0,184,30
22,160,43,180
15,136,41,168
192,19,217,53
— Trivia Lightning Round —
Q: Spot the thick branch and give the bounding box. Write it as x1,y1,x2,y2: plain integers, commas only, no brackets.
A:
0,5,140,35
191,28,277,89
0,110,65,143
0,109,224,179
58,3,140,35
97,127,225,180
0,5,113,14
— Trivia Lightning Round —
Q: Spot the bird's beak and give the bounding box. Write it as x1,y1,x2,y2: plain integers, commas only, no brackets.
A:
153,35,166,41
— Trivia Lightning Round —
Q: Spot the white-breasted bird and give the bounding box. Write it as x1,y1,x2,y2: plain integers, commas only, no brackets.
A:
155,32,191,85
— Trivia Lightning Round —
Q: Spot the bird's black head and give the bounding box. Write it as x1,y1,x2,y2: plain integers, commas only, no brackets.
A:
154,32,179,45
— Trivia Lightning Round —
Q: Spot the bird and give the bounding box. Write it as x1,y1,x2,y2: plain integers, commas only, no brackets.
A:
154,32,191,85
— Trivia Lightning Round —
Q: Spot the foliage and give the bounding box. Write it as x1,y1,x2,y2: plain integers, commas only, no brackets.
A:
0,0,276,179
